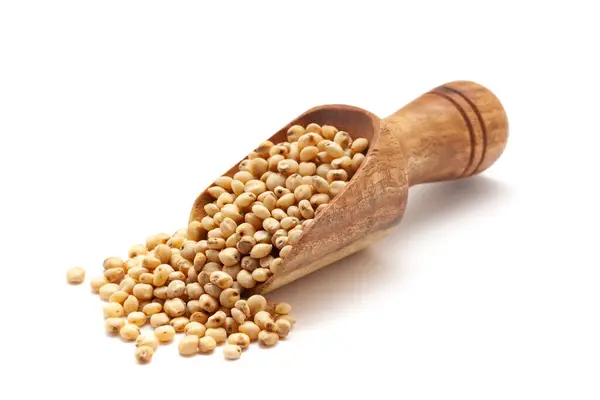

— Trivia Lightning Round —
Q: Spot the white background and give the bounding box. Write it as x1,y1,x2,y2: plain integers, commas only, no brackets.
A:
1,1,599,399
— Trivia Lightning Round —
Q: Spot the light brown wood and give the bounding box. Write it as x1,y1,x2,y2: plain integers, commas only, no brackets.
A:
189,81,508,293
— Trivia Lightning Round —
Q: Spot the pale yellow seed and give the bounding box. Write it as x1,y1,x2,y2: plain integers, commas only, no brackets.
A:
310,193,330,207
190,311,209,324
223,344,242,360
170,316,190,332
334,131,352,148
252,268,271,282
150,312,170,328
103,302,124,318
324,141,344,158
351,153,366,171
127,311,147,327
104,256,124,270
179,335,199,356
90,276,107,293
206,311,227,328
270,257,284,274
251,243,273,258
142,257,161,271
123,295,139,315
198,336,217,353
239,321,261,341
109,290,129,304
298,162,317,176
199,294,219,313
136,333,159,351
275,319,291,338
222,204,244,222
187,220,205,242
330,180,347,196
167,280,186,298
205,327,227,344
120,323,140,341
287,125,305,142
252,204,271,220
287,205,301,218
138,272,154,285
351,137,369,153
220,288,241,308
271,208,288,221
218,248,240,268
275,302,292,314
236,269,256,289
99,283,119,301
331,155,352,169
128,244,148,258
142,302,162,316
132,283,153,300
321,124,338,140
276,193,296,209
208,186,227,199
258,330,279,346
316,163,333,179
66,267,85,284
155,325,176,342
184,321,206,337
245,180,267,196
266,173,286,191
164,298,186,317
327,169,349,182
280,216,299,230
262,217,280,234
254,310,274,329
280,245,293,258
105,317,125,335
247,295,268,316
288,229,304,245
231,308,247,324
204,203,220,217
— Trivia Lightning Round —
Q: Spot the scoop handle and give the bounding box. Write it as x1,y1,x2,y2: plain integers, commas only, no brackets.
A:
383,81,509,186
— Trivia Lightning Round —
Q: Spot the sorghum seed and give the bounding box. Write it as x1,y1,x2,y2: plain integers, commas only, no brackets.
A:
238,321,261,341
90,276,107,292
205,327,227,344
231,308,247,324
206,311,227,328
275,319,291,338
199,294,219,313
155,325,176,342
179,335,199,356
136,333,159,351
247,295,268,316
164,298,186,317
127,311,147,327
99,283,119,301
236,269,256,289
184,321,207,337
219,288,241,308
135,346,154,364
66,267,85,284
190,311,209,324
104,257,124,270
103,302,124,318
123,295,139,315
105,317,125,335
258,330,279,346
223,344,242,360
120,323,140,341
109,290,129,304
170,316,190,333
198,336,217,353
142,302,162,316
150,312,170,328
275,302,292,314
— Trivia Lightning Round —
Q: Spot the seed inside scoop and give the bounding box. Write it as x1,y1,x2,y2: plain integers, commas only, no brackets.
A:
68,123,369,363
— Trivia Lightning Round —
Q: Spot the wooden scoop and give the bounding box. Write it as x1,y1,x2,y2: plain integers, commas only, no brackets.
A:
190,80,508,293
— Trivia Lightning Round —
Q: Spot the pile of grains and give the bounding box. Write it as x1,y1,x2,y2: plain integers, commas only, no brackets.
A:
66,123,369,363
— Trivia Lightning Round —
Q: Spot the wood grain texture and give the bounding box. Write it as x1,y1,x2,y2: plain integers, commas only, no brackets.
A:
189,81,509,293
